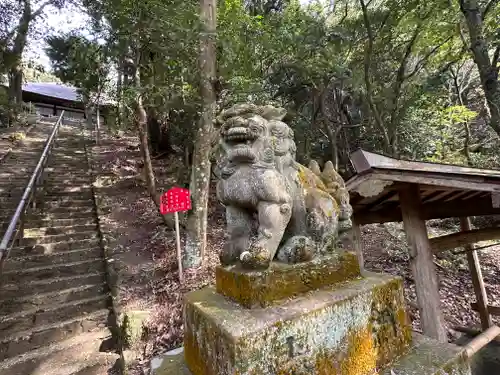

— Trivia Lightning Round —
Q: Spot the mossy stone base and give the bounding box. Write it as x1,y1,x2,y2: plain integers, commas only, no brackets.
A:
216,251,361,308
382,334,471,375
152,335,472,375
185,273,412,375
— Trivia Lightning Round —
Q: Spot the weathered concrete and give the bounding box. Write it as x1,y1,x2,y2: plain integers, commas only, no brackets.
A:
216,251,361,308
184,273,412,375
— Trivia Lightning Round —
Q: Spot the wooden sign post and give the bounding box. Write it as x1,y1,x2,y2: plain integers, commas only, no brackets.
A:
160,187,192,283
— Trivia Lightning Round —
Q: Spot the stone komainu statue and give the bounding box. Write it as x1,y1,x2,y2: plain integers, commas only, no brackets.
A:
215,103,352,269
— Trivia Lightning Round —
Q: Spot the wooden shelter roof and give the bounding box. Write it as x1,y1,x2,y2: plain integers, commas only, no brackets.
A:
346,149,500,224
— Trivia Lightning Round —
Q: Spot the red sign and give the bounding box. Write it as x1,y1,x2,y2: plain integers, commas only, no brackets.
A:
160,187,192,214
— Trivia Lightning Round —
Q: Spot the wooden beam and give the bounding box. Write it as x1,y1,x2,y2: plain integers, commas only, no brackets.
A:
421,190,448,203
365,190,398,212
399,185,447,342
452,326,500,343
425,190,457,203
462,191,484,200
463,326,500,359
354,195,500,225
461,217,492,331
430,227,500,253
351,219,364,272
444,190,474,202
365,171,500,193
471,303,500,316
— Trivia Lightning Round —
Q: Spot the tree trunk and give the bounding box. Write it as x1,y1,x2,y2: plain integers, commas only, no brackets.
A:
133,59,156,201
8,62,23,105
116,61,123,129
7,0,31,109
460,0,500,137
324,124,339,169
184,0,217,269
83,100,93,128
96,106,101,145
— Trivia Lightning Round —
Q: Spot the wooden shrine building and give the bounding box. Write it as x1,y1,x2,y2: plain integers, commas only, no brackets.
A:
346,149,500,343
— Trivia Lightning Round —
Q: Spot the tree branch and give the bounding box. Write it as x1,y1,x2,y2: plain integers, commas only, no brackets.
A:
405,36,454,80
338,1,348,25
482,0,499,19
32,0,55,20
358,0,389,148
492,45,500,70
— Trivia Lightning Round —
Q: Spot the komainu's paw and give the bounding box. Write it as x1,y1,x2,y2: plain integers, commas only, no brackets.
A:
240,245,271,270
276,236,315,264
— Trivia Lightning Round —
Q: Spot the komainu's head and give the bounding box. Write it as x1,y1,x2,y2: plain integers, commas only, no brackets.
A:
217,104,288,165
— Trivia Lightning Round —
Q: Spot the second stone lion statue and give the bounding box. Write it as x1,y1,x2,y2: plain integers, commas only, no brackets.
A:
215,103,352,269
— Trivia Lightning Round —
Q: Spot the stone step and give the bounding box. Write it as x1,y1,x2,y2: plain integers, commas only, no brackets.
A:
0,328,117,375
0,283,107,316
23,217,97,229
2,158,40,164
0,173,32,180
47,160,89,165
0,218,92,232
41,184,92,191
49,151,87,155
0,295,109,338
0,179,29,187
8,239,100,257
32,206,94,215
43,171,91,178
0,185,25,193
1,258,105,284
27,209,95,219
43,163,89,168
36,200,95,210
23,223,98,236
40,190,94,198
0,167,35,174
43,168,90,174
1,273,106,300
19,231,98,245
3,247,103,271
0,201,19,210
42,178,92,185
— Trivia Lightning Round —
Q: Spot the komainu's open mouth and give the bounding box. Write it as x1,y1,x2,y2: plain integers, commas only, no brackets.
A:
223,126,257,144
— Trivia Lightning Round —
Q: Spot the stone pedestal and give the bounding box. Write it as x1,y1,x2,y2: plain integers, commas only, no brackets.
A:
153,251,471,375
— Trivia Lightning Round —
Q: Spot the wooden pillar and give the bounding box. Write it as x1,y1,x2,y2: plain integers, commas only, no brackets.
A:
399,184,447,342
460,217,492,330
351,219,364,272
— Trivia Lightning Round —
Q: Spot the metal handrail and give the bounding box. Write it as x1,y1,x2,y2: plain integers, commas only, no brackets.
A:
0,111,65,260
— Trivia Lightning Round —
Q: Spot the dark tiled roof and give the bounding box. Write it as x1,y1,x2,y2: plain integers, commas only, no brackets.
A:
21,82,114,105
22,82,79,101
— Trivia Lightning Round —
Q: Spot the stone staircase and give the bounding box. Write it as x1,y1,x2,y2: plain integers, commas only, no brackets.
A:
0,122,119,375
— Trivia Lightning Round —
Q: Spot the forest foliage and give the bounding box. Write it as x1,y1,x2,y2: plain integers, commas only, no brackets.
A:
1,0,499,168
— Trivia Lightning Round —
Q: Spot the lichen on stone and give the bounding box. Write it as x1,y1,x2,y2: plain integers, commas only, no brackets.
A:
185,274,413,375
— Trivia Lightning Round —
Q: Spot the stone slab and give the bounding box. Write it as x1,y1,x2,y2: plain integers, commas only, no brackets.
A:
382,334,471,375
185,273,411,375
151,348,189,375
215,251,361,308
